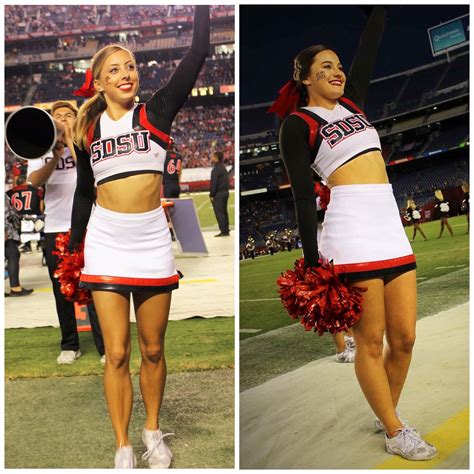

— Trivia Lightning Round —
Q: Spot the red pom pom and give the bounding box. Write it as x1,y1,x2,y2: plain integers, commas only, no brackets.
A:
277,258,366,335
314,182,331,211
53,231,92,305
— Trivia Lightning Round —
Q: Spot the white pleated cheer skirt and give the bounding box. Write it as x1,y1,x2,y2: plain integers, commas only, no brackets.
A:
80,204,179,292
319,184,416,280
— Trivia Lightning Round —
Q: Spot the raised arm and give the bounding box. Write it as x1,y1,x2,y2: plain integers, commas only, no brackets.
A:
69,146,95,251
280,115,319,267
344,6,387,108
147,5,210,127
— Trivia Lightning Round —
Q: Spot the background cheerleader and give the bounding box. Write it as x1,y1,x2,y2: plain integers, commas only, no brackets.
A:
405,199,427,243
434,189,454,239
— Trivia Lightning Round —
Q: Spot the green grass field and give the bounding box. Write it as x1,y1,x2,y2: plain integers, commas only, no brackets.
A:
5,318,235,468
240,216,469,390
6,317,234,380
188,191,235,229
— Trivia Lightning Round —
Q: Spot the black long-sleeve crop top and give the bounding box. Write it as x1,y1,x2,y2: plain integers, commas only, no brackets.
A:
69,5,210,250
279,6,386,267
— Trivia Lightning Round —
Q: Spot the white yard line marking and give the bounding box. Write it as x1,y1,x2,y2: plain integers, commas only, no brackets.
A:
240,329,262,334
434,265,466,270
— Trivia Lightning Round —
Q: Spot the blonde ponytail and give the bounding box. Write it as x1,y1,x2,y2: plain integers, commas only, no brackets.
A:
74,93,107,150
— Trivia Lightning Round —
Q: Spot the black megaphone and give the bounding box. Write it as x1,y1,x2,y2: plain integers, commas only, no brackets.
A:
5,106,58,160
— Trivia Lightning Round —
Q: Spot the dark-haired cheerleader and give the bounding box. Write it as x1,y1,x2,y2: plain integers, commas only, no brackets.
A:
271,6,436,460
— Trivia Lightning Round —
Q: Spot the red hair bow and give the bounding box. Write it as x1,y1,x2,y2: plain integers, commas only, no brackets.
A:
268,80,300,119
73,68,96,98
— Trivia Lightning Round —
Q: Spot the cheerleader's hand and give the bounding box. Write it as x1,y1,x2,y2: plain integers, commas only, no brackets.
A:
53,118,66,138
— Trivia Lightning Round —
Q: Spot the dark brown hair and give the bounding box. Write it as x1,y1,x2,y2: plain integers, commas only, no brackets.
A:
293,44,331,107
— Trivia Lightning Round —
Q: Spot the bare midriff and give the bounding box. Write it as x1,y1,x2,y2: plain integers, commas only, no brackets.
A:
327,149,389,188
96,172,162,213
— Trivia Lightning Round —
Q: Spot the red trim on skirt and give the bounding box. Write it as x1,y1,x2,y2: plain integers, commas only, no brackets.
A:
333,254,416,274
81,274,179,286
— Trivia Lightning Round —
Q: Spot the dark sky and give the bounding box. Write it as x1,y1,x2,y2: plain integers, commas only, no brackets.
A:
240,5,469,105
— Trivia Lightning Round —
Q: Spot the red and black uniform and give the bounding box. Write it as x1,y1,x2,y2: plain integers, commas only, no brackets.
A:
163,149,182,198
6,183,43,216
279,7,416,280
69,6,209,293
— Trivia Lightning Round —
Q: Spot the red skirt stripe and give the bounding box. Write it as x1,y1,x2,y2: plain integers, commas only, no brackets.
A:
333,254,416,274
81,274,179,287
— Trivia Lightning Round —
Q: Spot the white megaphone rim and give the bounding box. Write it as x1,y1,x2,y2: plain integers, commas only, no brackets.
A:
5,105,58,160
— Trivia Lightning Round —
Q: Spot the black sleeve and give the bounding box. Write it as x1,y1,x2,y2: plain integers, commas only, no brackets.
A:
69,146,95,251
210,167,218,197
344,6,387,108
146,5,210,130
279,115,319,267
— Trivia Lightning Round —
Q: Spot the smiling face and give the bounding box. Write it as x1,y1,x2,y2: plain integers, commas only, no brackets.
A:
94,48,139,106
302,49,346,104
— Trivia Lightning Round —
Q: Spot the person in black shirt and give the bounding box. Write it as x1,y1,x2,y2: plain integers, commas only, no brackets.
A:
6,175,44,253
4,194,34,297
6,176,44,216
210,151,230,236
163,137,182,198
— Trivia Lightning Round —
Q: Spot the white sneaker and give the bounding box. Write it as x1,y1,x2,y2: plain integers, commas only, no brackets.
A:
100,354,106,366
344,335,355,350
57,350,81,365
114,445,137,469
385,427,438,461
374,410,410,433
335,347,355,363
142,428,174,469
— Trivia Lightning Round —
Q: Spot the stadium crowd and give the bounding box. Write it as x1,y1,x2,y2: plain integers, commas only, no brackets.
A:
5,5,233,38
172,104,234,168
7,53,234,106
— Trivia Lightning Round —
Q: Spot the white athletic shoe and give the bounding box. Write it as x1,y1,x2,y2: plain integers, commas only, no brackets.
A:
344,335,355,350
335,347,355,363
57,350,81,365
142,428,174,469
385,427,438,461
100,354,106,366
114,445,137,469
374,410,410,433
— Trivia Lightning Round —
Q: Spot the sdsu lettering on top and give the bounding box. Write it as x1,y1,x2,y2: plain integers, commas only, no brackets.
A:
320,114,373,148
90,131,151,164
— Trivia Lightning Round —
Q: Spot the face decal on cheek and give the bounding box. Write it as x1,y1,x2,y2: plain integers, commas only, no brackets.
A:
316,71,326,81
105,75,111,85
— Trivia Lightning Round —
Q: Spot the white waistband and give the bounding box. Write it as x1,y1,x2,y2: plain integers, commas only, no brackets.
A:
93,204,164,221
330,183,393,197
